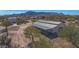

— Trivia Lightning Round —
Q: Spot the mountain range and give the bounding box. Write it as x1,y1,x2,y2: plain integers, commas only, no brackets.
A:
5,11,65,17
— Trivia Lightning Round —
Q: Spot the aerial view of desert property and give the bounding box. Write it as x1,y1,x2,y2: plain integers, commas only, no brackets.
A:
0,10,79,48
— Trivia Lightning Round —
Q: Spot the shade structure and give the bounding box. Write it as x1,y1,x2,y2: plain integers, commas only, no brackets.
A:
32,20,64,33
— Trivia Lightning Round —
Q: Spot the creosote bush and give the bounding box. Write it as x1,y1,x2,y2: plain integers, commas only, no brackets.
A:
59,26,79,47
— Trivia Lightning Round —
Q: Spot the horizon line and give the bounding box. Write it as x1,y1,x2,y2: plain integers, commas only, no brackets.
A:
0,10,79,16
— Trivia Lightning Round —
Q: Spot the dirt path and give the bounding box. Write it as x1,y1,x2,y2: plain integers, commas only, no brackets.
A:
9,23,32,48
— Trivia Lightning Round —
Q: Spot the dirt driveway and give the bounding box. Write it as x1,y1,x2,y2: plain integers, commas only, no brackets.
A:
9,23,32,48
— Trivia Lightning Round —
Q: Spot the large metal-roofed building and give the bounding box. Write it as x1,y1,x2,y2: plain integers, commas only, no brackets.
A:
32,20,64,33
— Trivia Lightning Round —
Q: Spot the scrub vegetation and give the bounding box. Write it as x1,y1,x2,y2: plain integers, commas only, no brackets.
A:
24,27,53,48
0,12,79,48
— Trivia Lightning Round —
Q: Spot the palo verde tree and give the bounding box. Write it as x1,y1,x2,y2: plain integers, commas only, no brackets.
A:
1,19,12,38
16,17,25,25
1,19,12,47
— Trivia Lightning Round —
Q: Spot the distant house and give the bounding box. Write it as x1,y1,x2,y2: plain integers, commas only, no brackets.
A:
8,17,28,24
8,17,17,24
0,26,6,37
32,20,64,34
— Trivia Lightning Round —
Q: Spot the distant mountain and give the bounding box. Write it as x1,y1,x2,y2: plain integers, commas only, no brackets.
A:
6,11,64,17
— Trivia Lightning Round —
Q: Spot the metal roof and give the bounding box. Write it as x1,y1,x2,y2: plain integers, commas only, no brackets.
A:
38,20,61,25
33,20,62,30
33,22,57,30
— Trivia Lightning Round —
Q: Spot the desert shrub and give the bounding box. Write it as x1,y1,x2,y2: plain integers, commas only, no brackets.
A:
24,27,53,48
31,19,38,23
16,17,25,25
31,37,53,48
0,36,11,48
59,26,79,47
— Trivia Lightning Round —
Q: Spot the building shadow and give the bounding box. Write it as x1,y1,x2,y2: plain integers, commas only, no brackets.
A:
40,31,58,39
27,43,33,48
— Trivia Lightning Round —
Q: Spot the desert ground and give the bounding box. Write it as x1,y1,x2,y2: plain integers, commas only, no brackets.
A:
8,21,32,48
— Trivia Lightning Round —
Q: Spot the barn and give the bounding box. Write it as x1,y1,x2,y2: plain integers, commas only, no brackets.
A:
32,20,64,37
0,26,6,37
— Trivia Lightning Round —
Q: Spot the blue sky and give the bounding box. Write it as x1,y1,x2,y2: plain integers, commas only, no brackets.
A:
0,10,79,15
